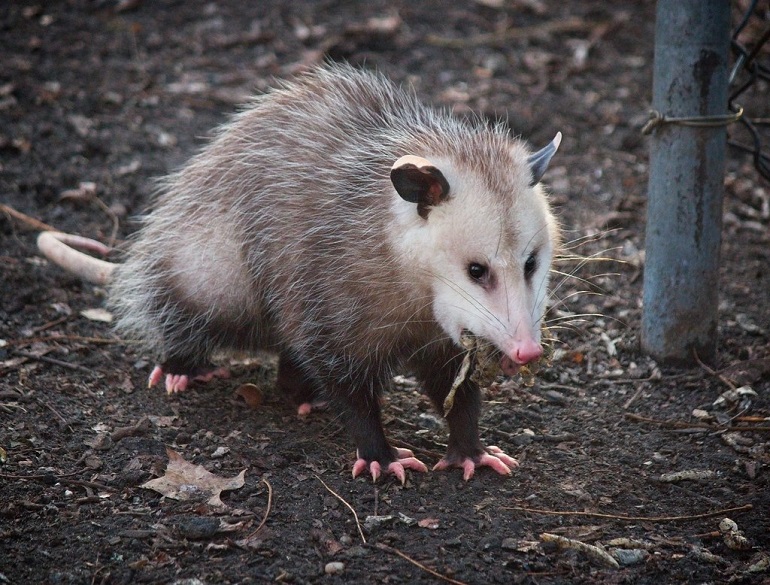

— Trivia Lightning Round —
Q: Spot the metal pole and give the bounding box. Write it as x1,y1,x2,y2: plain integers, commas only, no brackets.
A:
641,0,731,365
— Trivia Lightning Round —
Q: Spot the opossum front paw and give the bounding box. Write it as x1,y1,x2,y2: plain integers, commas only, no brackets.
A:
351,447,428,484
296,400,328,417
148,365,230,394
433,445,519,481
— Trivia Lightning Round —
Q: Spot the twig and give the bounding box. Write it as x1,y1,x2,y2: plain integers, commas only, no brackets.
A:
427,17,592,48
504,503,753,522
91,195,120,249
14,350,91,372
375,543,468,585
0,203,59,232
0,471,81,480
625,413,770,433
5,334,127,347
622,384,646,409
29,316,71,335
693,350,737,391
540,533,619,569
59,478,116,492
35,397,71,430
246,477,273,538
314,474,366,544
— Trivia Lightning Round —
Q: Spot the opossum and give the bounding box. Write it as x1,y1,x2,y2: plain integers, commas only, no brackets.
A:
39,63,561,482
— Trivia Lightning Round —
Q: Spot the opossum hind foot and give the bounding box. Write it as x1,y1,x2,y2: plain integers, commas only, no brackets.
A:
352,447,428,484
433,445,519,481
148,364,231,394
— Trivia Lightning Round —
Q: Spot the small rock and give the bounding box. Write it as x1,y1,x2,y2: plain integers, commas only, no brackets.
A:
175,516,220,540
324,562,344,575
210,446,230,459
344,546,368,558
612,548,648,566
417,413,443,430
501,537,519,551
478,536,499,551
364,515,394,533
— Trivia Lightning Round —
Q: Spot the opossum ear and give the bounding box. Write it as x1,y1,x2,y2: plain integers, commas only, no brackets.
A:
527,132,562,186
391,155,450,219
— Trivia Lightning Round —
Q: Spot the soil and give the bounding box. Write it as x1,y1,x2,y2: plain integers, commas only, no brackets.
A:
1,1,769,584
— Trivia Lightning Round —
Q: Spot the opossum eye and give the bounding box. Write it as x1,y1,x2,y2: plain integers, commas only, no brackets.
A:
467,262,488,283
524,252,537,279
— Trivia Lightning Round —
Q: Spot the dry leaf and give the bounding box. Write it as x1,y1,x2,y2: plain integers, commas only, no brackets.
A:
234,383,263,409
418,517,440,529
141,448,246,507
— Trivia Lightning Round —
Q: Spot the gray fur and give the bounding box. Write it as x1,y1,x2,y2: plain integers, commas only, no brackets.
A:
109,63,553,383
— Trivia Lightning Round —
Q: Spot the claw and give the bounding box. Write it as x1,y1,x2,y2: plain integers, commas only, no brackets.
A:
352,448,428,484
147,364,230,393
165,373,189,394
148,365,164,388
193,366,230,383
297,400,328,417
433,445,519,481
351,458,368,478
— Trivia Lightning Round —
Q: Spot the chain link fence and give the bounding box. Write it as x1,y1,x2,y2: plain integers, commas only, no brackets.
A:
730,0,770,181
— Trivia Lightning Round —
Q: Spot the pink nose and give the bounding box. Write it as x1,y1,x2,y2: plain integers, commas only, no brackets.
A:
512,340,543,365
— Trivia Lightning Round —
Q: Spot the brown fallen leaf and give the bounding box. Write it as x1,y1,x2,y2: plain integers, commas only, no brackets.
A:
234,383,263,409
141,448,246,507
418,517,440,530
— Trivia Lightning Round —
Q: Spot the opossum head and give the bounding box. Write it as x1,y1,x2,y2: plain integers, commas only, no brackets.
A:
390,133,561,374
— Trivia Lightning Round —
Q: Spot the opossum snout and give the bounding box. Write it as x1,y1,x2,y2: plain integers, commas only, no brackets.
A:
499,339,542,376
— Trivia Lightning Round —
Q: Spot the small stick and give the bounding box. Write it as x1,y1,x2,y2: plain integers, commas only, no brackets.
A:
0,203,59,232
625,413,770,433
504,503,753,522
5,334,127,347
540,533,619,569
91,195,120,249
426,17,591,48
59,478,116,492
0,470,81,480
314,474,366,544
14,350,91,372
693,350,737,391
245,478,273,538
622,384,645,409
29,315,71,335
375,543,469,585
35,397,72,431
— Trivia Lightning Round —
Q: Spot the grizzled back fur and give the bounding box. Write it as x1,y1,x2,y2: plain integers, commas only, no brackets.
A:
109,63,556,382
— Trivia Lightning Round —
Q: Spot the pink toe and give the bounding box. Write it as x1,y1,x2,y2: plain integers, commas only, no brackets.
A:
394,447,415,458
165,374,189,394
369,461,382,482
388,462,406,484
297,402,313,416
487,446,519,468
477,453,512,476
462,459,476,481
193,367,230,382
399,457,428,473
148,365,164,388
352,458,368,478
432,459,450,472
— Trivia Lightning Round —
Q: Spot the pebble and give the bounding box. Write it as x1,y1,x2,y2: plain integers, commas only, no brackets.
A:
324,562,345,575
612,548,648,566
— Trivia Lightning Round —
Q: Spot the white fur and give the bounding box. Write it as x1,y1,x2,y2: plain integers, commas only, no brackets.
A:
390,156,556,361
109,63,559,373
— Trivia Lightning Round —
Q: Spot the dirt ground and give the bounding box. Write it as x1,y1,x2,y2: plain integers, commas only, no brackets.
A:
1,1,769,583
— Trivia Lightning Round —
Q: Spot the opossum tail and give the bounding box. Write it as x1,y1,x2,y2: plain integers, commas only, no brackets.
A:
37,231,116,285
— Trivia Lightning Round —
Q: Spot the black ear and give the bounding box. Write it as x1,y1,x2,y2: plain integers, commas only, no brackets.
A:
391,155,450,219
527,132,562,186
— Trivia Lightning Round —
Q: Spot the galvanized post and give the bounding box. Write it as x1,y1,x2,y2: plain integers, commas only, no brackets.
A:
641,0,731,365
